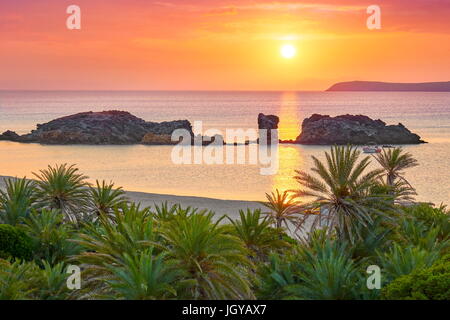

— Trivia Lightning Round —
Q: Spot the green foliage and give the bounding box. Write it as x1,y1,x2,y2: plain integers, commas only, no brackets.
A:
395,218,449,253
0,224,33,261
0,259,70,300
73,203,156,297
228,209,287,260
33,164,90,223
351,216,392,261
256,237,380,300
21,209,81,266
377,243,440,282
286,240,363,300
104,248,187,300
293,145,387,244
89,180,128,218
152,202,214,222
29,261,71,300
76,203,155,264
255,253,298,300
159,211,254,300
151,201,178,221
381,255,450,300
373,147,418,187
401,203,450,241
260,189,300,230
0,259,35,299
0,154,447,301
0,177,37,226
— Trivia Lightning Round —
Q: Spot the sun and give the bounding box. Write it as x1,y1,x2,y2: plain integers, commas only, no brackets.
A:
280,44,296,59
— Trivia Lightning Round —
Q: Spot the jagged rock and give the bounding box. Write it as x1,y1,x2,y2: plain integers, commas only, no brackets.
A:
0,130,21,141
141,133,175,145
295,114,426,145
199,134,225,146
258,113,279,144
258,113,279,130
1,111,194,145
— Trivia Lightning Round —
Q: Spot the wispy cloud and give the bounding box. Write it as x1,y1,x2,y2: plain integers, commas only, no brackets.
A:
229,2,365,12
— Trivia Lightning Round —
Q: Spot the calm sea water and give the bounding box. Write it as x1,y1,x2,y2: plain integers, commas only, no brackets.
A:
0,91,449,204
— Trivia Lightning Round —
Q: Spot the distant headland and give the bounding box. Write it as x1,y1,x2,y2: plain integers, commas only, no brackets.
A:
326,81,450,92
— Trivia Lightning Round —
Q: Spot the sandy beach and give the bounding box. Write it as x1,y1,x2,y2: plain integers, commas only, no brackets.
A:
0,175,265,222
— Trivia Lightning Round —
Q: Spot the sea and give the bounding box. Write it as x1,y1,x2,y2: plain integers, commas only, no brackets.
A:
0,90,449,205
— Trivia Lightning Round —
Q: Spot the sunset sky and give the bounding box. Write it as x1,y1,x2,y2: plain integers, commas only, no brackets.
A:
1,0,449,90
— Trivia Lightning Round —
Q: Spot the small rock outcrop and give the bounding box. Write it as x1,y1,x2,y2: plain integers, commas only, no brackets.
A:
258,113,279,144
141,133,175,145
0,130,21,141
258,113,279,130
295,114,425,145
0,111,193,145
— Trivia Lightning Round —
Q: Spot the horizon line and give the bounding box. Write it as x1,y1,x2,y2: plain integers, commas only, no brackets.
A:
0,89,327,93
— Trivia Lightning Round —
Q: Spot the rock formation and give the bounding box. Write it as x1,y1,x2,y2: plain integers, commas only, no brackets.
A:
258,113,279,144
258,113,279,130
141,133,175,145
0,111,193,145
0,130,21,142
295,114,425,145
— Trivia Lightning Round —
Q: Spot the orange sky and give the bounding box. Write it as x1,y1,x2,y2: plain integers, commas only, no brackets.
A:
1,0,449,90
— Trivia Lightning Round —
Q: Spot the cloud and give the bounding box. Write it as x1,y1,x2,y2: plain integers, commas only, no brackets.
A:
205,6,238,16
230,2,365,13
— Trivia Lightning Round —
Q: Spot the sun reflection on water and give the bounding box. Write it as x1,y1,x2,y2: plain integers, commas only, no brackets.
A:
268,92,304,195
277,91,302,141
270,145,304,196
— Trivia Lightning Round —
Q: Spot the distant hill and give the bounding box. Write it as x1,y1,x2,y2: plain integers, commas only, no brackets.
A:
326,81,450,92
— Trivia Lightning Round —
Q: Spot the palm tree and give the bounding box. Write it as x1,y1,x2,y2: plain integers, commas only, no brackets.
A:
74,203,155,268
104,248,186,300
0,259,35,300
159,211,255,299
72,203,156,298
259,189,301,230
152,201,178,221
31,261,71,300
89,180,128,218
22,209,81,266
228,209,287,260
292,145,385,243
33,164,90,223
0,177,37,225
255,253,299,299
286,240,362,300
373,147,418,187
152,202,212,222
377,243,440,282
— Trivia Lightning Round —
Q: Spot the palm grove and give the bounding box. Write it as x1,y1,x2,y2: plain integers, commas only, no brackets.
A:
0,146,449,300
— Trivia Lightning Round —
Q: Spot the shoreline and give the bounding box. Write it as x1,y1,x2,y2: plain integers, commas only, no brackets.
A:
0,175,265,221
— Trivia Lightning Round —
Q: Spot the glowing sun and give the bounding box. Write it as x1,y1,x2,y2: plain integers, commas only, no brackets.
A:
280,44,296,59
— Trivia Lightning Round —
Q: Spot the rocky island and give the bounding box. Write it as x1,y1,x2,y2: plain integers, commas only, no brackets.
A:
292,114,425,145
0,111,193,145
0,111,426,146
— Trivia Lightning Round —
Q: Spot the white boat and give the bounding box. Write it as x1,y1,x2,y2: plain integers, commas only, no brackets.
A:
362,145,382,153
